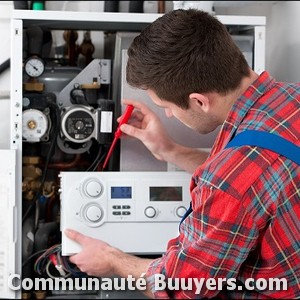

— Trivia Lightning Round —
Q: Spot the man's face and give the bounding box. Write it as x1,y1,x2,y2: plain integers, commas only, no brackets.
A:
146,89,220,134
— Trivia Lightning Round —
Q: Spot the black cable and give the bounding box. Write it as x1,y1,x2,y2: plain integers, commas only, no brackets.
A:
22,249,47,267
86,145,103,171
92,149,107,171
70,88,89,106
86,145,108,171
61,255,86,277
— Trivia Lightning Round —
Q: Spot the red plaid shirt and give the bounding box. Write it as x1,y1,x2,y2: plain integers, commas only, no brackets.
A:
146,71,300,299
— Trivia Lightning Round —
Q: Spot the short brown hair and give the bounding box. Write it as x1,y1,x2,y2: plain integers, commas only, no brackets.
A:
126,9,250,109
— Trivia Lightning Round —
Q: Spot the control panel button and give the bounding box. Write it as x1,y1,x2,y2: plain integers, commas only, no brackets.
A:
112,205,121,209
86,206,102,222
144,206,157,218
113,211,121,216
122,205,131,209
122,211,131,215
85,180,102,198
176,206,187,218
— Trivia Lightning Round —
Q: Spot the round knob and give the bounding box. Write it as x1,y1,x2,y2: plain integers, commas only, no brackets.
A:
144,206,157,218
176,206,187,218
86,205,102,222
84,180,102,198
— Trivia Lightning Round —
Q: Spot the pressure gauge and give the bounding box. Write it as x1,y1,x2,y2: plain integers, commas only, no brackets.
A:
24,56,45,78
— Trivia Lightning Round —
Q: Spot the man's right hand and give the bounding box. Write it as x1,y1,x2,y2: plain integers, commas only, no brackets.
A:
119,99,209,174
119,99,176,162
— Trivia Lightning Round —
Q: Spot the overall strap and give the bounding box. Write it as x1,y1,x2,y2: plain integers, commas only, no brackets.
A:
180,130,300,226
226,130,300,165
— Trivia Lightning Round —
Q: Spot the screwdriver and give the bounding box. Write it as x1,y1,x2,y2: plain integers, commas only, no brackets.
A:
102,104,134,170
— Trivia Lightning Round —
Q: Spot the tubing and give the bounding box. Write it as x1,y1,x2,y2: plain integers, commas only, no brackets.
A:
0,59,10,74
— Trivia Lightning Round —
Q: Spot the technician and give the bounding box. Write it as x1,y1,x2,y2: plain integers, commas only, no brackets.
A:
66,9,300,298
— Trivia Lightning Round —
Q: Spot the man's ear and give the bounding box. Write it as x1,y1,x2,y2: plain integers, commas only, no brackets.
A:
189,93,210,113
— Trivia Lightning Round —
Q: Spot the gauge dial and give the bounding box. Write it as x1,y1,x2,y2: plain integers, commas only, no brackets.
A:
24,56,45,78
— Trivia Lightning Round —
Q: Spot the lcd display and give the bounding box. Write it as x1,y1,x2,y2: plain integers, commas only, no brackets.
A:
150,186,182,201
111,186,132,199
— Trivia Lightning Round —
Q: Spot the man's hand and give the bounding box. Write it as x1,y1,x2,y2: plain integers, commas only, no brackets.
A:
65,228,155,298
65,229,119,277
120,99,209,173
119,99,175,162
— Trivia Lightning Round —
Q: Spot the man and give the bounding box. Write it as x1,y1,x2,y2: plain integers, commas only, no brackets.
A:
66,9,300,298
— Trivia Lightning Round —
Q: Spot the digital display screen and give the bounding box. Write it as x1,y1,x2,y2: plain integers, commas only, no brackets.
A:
150,186,182,201
111,186,132,199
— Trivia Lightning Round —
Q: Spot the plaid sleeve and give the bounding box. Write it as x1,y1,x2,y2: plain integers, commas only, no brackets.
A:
146,187,259,299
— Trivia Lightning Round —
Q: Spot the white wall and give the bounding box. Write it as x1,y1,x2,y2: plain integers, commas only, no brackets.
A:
215,1,300,82
268,1,300,82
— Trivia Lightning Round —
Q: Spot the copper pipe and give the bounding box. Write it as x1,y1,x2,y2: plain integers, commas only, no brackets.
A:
47,153,81,170
158,1,165,13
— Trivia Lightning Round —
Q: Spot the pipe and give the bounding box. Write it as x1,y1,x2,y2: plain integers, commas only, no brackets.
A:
13,1,29,9
104,1,119,12
129,1,144,13
0,59,10,74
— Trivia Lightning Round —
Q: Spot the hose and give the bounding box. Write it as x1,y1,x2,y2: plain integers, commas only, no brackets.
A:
0,59,10,74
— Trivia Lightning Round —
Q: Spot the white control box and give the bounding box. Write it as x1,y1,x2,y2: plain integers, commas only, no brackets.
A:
60,171,191,255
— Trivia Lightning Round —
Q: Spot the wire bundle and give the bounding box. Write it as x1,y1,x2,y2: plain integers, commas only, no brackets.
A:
34,244,85,278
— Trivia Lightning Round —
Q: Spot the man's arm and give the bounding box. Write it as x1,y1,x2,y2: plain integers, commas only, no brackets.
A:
162,143,209,174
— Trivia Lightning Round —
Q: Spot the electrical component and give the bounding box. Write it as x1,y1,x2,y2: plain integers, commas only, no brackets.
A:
22,109,50,142
61,105,96,144
60,171,191,255
58,100,114,154
102,104,133,169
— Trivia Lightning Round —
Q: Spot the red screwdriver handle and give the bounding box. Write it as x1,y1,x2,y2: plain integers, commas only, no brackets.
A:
102,104,134,170
115,104,134,138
